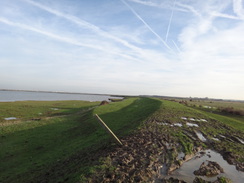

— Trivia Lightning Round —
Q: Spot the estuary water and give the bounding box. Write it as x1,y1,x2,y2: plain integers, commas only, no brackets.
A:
0,90,123,102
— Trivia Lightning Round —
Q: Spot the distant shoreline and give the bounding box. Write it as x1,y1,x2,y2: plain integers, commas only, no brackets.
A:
0,89,243,102
0,89,125,98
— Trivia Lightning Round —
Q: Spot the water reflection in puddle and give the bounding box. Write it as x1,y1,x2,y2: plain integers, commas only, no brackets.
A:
235,137,244,144
200,119,208,122
219,134,226,139
4,117,17,120
181,117,187,120
165,150,244,183
177,152,185,160
173,123,182,127
186,122,199,127
212,137,220,141
195,131,207,142
156,122,182,127
156,122,169,126
50,108,59,110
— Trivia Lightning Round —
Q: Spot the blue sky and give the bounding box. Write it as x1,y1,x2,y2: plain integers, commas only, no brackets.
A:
0,0,244,100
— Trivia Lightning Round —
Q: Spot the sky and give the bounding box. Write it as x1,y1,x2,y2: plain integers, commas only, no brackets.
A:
0,0,244,100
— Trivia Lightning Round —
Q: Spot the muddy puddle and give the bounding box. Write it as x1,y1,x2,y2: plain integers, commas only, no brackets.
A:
173,123,182,127
164,149,244,183
235,137,244,144
212,137,220,141
4,117,17,120
50,108,59,110
195,131,207,142
186,122,199,127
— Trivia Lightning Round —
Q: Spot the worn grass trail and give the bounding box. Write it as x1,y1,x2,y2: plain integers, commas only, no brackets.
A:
0,98,161,183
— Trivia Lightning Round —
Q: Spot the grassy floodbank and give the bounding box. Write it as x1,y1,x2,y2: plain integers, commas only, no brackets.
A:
0,97,161,183
1,97,243,182
85,99,244,182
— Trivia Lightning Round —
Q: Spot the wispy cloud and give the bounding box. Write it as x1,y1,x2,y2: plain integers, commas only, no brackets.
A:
175,2,202,17
120,0,173,51
211,11,242,20
233,0,244,19
0,17,140,62
1,0,244,99
22,0,151,57
129,0,188,12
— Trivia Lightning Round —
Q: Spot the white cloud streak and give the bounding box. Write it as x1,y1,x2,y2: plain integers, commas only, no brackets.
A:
0,17,139,61
165,0,176,42
175,2,202,17
172,40,181,53
211,12,242,20
120,0,173,51
129,0,188,12
22,0,149,57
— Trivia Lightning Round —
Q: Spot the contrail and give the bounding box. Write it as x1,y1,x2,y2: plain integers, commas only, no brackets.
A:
0,17,140,62
165,0,176,43
211,12,241,20
175,2,201,17
120,0,173,51
172,40,181,53
22,0,144,54
0,17,102,50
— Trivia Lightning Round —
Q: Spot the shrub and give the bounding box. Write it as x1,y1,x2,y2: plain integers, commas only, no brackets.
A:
219,107,244,116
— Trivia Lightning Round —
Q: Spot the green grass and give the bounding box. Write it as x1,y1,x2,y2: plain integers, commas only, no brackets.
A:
149,99,213,122
0,97,161,183
174,132,193,154
148,99,244,157
1,97,243,183
185,104,244,132
0,100,99,122
201,112,244,132
180,99,244,111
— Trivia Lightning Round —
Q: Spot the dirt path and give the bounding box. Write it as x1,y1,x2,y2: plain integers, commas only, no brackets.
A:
85,118,244,183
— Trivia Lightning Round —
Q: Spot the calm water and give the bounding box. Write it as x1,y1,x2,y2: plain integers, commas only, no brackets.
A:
0,90,123,102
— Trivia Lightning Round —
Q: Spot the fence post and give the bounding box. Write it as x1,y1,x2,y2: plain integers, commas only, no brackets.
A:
95,114,123,146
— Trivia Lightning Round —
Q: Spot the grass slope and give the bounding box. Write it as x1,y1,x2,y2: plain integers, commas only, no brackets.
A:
1,98,243,183
0,97,161,183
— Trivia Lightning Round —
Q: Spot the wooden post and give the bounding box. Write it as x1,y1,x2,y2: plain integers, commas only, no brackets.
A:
95,114,123,146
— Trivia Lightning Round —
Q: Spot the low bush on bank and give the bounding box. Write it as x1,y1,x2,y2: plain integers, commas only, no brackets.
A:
219,107,244,116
